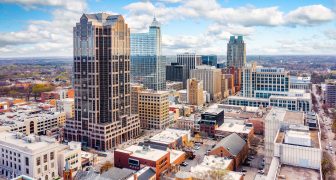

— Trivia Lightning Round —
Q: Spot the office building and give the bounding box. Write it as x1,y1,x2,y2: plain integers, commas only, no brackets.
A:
290,76,312,92
201,55,217,67
166,63,188,88
64,13,140,151
166,81,183,91
198,105,224,137
190,66,222,101
225,63,312,112
227,36,246,68
187,78,204,106
221,74,230,99
138,90,170,129
130,17,166,90
130,84,144,115
264,108,321,176
0,132,60,179
222,66,242,92
322,79,336,107
177,53,201,78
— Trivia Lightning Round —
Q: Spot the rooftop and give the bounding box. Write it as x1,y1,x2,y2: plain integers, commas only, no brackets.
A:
150,128,190,145
216,122,253,134
122,145,169,162
0,103,64,128
0,132,59,154
265,108,304,125
275,129,320,148
279,165,320,180
213,133,246,156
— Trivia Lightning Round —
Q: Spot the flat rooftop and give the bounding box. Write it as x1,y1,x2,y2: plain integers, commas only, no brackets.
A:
0,132,58,153
266,108,304,125
279,165,320,180
122,145,168,162
216,122,252,134
275,130,320,148
169,149,186,164
0,104,63,128
150,128,189,144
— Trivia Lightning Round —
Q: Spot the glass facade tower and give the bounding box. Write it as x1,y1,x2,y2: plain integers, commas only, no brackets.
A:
130,17,166,90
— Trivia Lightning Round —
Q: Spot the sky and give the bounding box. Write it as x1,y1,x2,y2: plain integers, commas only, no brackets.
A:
0,0,335,57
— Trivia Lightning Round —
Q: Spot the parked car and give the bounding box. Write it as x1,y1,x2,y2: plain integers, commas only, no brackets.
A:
258,170,265,174
181,162,188,166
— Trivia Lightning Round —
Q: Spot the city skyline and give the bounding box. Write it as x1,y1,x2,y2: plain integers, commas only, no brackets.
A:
0,0,335,57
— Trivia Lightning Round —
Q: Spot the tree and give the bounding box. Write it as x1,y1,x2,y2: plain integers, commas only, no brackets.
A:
32,84,55,100
100,161,113,173
322,151,335,178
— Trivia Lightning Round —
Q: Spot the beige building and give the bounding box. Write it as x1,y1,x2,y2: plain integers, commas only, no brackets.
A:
187,78,204,106
221,75,230,99
138,90,170,129
57,142,81,177
190,66,222,102
131,84,144,114
56,98,74,119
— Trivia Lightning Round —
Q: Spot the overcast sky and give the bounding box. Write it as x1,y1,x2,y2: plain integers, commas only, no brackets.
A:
0,0,335,57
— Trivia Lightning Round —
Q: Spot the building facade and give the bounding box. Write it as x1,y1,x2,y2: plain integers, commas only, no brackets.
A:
177,53,201,78
64,13,140,151
323,79,336,107
187,78,204,106
166,63,188,88
201,55,217,67
190,66,222,101
227,36,246,68
138,90,170,129
130,17,166,90
0,132,60,180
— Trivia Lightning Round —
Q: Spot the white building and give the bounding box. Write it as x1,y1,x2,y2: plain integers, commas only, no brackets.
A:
264,108,322,176
0,105,66,135
57,142,81,177
0,132,60,180
56,98,74,119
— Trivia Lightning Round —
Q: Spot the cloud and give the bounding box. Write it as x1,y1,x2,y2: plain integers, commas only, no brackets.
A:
0,0,86,57
324,29,336,40
286,5,334,26
0,0,86,11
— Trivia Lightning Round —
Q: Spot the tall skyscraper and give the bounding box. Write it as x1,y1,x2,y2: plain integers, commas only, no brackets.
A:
177,53,202,78
227,36,246,68
64,13,140,151
130,17,166,90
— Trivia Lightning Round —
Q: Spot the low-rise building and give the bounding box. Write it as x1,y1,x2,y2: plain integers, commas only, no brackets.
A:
175,155,243,180
0,105,66,136
166,81,184,91
208,133,248,170
198,105,224,137
114,145,186,179
57,142,81,177
147,128,190,149
56,98,74,119
215,122,254,144
0,132,60,179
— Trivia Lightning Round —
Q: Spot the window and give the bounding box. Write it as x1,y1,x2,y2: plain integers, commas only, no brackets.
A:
26,168,29,174
51,162,54,168
43,154,47,163
36,157,41,166
25,157,29,166
38,168,41,174
50,152,54,160
44,165,47,171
